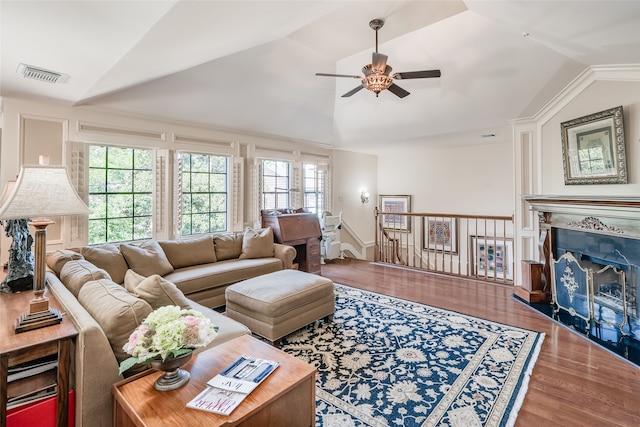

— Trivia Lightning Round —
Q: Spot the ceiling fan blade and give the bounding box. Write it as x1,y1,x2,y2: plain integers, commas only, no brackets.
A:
394,70,441,79
372,52,388,73
341,85,365,97
316,73,362,79
387,83,410,98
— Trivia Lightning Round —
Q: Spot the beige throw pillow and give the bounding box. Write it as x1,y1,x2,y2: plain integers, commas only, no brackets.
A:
78,278,153,363
81,244,128,284
47,250,84,276
158,236,216,269
239,227,275,259
124,269,190,310
123,269,146,291
119,240,174,277
60,260,112,297
213,232,243,261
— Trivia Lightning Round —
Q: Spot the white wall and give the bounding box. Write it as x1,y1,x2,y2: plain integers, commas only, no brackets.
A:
331,149,377,253
376,140,514,216
540,80,639,196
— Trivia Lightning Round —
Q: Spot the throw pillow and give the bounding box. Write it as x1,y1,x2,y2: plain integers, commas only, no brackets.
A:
60,260,112,297
239,227,275,259
124,270,190,310
78,278,153,364
119,240,174,277
213,232,243,261
158,236,216,269
46,249,84,276
81,243,128,285
123,269,145,291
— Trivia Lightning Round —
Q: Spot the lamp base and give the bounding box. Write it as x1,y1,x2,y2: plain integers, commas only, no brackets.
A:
15,307,63,333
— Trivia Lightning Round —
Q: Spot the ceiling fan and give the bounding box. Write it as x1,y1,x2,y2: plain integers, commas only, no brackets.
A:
316,19,441,98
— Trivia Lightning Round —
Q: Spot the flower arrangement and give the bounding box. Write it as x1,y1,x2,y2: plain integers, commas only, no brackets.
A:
118,305,218,375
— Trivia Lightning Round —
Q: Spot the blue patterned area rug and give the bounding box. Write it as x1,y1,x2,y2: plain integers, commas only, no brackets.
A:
279,284,544,427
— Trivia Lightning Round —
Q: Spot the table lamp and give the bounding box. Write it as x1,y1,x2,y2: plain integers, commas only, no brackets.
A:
0,165,91,332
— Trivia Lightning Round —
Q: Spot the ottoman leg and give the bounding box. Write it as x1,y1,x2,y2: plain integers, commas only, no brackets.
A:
271,338,282,348
323,314,333,323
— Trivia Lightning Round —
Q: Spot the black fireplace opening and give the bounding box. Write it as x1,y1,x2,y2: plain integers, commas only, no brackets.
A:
520,227,640,367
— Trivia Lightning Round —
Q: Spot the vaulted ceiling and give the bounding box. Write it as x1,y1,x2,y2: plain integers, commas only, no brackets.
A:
2,1,639,153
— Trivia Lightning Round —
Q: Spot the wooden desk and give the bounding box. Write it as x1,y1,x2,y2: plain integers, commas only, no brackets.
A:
113,335,316,427
261,212,322,274
0,287,77,427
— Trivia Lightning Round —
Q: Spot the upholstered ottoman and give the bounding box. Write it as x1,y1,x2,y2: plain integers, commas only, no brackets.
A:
225,269,335,346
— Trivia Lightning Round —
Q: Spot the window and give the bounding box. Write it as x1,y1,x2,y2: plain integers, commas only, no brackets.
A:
261,160,290,210
179,153,228,236
88,145,153,244
302,162,326,215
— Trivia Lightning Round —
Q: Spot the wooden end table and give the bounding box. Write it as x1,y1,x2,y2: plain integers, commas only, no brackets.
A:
0,286,78,427
113,334,316,427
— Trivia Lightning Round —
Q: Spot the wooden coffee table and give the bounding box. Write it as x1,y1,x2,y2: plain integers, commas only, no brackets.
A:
112,334,316,427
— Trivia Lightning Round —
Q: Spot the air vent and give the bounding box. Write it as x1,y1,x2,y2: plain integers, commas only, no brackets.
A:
17,63,68,84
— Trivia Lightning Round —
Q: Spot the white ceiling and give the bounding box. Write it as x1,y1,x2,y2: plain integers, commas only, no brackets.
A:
2,1,639,153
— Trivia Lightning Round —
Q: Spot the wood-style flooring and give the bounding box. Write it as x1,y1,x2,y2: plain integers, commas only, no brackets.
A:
320,259,640,427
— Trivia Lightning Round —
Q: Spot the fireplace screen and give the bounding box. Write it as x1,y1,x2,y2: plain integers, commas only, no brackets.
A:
591,264,627,331
552,252,629,333
552,252,591,323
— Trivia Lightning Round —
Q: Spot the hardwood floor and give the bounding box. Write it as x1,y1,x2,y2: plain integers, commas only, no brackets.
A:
320,259,640,427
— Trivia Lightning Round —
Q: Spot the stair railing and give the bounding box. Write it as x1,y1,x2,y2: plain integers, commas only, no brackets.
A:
374,207,515,284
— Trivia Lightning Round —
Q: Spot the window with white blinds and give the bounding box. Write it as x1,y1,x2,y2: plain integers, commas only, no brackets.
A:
302,162,327,215
176,152,229,236
87,145,153,244
260,159,291,210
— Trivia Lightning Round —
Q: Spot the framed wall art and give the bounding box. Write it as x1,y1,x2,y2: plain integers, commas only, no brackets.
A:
472,236,513,280
379,195,411,231
560,105,627,185
423,218,458,254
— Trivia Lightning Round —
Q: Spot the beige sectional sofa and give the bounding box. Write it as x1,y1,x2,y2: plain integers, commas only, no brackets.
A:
44,228,296,427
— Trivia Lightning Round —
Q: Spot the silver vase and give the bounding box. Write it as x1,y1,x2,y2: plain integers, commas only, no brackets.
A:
150,352,192,391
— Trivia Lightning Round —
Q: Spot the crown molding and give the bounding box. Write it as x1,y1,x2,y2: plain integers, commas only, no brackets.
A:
512,64,640,126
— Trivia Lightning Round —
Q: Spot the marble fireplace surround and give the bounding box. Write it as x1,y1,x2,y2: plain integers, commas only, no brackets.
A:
522,195,640,338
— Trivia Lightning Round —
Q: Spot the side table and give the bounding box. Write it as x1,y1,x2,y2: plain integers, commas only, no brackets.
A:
0,286,78,427
113,334,316,427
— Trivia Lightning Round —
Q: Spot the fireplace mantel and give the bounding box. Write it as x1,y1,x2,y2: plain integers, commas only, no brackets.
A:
522,195,640,220
522,195,640,239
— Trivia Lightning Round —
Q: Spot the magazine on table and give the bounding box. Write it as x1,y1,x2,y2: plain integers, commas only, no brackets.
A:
186,355,279,415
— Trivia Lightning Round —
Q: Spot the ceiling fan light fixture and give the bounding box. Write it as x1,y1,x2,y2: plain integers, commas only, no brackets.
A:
362,74,393,96
361,63,393,96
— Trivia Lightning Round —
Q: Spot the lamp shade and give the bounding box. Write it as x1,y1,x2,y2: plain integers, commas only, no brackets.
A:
0,165,91,219
0,180,16,207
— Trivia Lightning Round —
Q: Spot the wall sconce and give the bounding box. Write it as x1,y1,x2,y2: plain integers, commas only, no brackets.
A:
360,190,370,204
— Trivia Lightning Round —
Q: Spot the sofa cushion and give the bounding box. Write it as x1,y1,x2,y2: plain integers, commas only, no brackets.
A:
164,258,283,296
158,236,216,269
213,232,243,261
239,227,275,259
124,269,191,310
47,249,84,276
120,240,174,277
78,278,153,364
60,260,112,297
81,244,128,284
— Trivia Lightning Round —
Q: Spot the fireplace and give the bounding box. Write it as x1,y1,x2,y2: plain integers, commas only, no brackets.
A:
553,226,638,337
522,196,640,364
